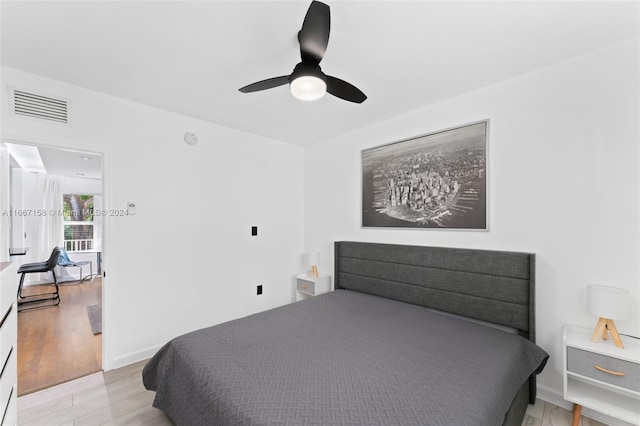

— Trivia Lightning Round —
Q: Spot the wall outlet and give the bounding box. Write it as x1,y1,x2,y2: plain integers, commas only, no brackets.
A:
251,226,258,236
257,285,263,295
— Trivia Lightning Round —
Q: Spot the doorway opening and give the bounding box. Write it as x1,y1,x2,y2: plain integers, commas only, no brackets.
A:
4,141,105,395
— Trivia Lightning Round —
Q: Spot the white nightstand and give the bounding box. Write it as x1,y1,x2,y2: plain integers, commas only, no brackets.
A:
296,273,331,300
563,324,640,426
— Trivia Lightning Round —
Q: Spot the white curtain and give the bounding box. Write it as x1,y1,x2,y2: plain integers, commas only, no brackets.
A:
36,174,64,281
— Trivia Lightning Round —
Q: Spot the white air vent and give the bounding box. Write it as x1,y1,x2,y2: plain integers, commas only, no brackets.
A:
10,87,70,125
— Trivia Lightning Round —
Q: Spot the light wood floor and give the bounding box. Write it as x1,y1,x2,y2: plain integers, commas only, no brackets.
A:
523,400,607,426
17,359,172,426
18,278,102,396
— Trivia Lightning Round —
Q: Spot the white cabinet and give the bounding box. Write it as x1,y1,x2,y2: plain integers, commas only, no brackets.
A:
295,273,331,300
563,324,640,426
0,262,17,426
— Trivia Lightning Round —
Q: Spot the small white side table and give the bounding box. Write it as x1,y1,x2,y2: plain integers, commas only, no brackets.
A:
563,324,640,426
295,272,331,300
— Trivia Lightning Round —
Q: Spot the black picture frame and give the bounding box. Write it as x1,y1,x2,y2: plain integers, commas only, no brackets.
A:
362,120,488,229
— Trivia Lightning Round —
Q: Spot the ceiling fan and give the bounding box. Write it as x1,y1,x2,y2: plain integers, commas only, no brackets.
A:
239,1,367,104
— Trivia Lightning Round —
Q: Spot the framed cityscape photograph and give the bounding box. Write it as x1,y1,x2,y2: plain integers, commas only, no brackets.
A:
362,120,488,229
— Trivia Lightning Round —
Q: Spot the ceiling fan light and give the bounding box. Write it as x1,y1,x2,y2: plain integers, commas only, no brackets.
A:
290,75,326,101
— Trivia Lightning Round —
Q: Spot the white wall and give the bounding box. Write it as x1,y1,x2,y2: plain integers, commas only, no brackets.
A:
1,66,305,369
63,175,102,195
304,37,639,404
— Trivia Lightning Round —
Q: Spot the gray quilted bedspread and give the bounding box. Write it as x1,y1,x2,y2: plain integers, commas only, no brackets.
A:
143,290,548,426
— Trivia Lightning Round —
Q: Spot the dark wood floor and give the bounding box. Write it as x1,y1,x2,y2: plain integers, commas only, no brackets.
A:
18,277,102,396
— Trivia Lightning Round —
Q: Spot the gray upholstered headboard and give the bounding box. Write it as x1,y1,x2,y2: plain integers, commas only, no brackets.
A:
334,241,536,342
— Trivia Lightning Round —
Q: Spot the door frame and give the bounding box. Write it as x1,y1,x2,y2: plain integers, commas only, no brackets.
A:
1,136,111,372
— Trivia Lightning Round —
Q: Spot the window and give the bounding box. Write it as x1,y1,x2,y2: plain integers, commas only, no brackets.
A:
63,194,94,251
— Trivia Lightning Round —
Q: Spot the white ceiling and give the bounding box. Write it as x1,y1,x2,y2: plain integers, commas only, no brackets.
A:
6,143,103,179
37,146,103,180
1,1,638,146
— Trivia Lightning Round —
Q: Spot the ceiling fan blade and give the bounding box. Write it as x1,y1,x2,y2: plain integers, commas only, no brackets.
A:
326,76,367,103
239,76,290,93
298,1,330,64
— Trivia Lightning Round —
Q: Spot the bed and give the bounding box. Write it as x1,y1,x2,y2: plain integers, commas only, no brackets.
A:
143,241,548,425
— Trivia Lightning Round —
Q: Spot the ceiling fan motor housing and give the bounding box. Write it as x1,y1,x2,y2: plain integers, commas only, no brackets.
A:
290,62,326,83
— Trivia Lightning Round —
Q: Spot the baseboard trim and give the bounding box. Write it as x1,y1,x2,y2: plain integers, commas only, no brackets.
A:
536,384,569,409
109,345,163,371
